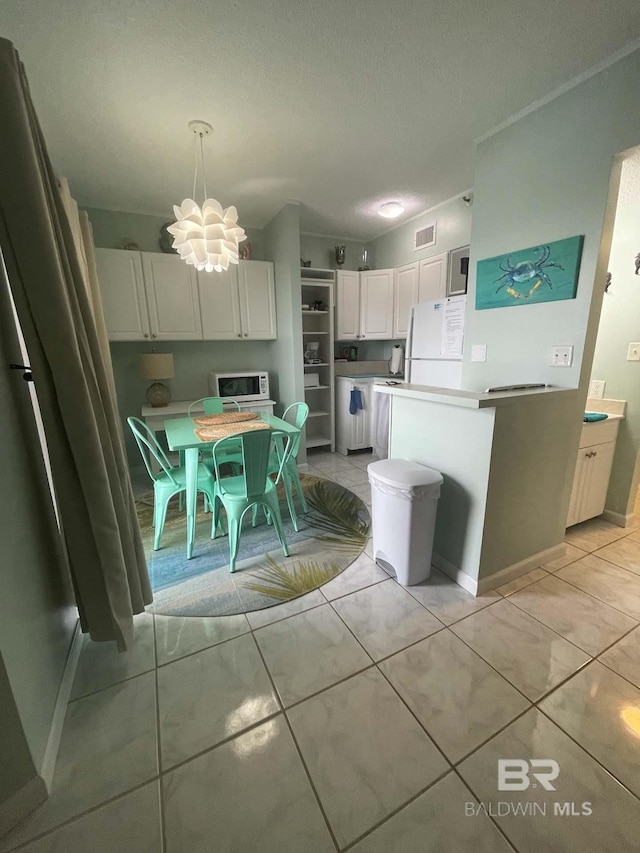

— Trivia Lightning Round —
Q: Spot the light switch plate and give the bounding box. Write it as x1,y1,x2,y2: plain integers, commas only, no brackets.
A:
550,345,573,367
627,343,640,362
589,379,606,399
471,344,487,363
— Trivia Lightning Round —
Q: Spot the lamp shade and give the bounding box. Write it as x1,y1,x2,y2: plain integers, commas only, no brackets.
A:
138,353,174,381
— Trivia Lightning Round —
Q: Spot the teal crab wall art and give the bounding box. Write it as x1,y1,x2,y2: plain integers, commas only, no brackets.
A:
475,235,584,310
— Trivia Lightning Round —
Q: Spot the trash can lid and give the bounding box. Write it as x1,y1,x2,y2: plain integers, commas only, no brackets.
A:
368,458,443,489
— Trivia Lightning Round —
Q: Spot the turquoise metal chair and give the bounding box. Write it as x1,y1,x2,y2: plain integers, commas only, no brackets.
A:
210,429,291,573
187,397,241,416
128,417,218,550
269,402,309,531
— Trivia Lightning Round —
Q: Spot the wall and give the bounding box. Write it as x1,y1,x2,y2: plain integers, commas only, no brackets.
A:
85,206,264,259
462,51,640,393
590,154,640,518
369,195,472,270
300,234,370,271
263,203,305,457
0,268,76,822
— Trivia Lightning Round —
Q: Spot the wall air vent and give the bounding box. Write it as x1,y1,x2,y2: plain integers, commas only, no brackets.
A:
414,222,437,251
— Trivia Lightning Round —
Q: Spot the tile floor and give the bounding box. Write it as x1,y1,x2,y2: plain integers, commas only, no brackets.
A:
4,451,640,852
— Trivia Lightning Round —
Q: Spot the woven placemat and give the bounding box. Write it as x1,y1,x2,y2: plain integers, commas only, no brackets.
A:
194,420,271,441
192,411,259,426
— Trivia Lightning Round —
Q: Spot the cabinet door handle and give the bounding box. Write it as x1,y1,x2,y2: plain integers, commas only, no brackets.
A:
244,333,248,337
237,333,241,337
151,333,157,339
144,333,149,338
592,451,597,457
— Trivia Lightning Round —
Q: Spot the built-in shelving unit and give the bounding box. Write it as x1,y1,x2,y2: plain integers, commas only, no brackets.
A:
300,267,335,452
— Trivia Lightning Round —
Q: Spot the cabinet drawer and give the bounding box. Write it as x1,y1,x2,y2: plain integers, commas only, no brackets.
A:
578,419,619,448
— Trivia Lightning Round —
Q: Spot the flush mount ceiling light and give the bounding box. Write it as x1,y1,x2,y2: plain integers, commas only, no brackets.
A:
168,120,246,272
378,201,405,219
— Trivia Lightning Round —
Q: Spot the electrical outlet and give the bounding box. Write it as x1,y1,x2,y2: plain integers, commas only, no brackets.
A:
627,343,640,362
471,344,487,363
550,345,573,367
589,379,606,399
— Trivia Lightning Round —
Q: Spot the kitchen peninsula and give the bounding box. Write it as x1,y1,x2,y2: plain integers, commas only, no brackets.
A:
375,382,582,593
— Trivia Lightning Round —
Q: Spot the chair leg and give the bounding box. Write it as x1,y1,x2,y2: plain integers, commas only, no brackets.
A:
212,495,221,539
265,494,289,558
178,492,184,513
282,472,299,532
291,466,309,513
154,493,169,550
227,514,241,572
251,505,259,527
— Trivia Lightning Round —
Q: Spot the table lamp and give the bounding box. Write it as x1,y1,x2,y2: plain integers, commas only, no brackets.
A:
139,352,174,407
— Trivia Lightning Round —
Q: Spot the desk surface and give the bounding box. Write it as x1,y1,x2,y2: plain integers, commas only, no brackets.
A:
142,399,276,418
164,413,299,451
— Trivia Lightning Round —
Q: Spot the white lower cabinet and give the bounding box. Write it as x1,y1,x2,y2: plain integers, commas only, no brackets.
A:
335,377,373,455
566,420,619,527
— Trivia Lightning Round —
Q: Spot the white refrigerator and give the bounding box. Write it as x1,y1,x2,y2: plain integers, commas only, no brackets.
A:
405,295,466,387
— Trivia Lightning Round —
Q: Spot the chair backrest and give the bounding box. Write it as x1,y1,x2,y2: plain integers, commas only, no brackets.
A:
187,397,241,416
212,429,291,500
282,402,309,459
127,417,179,485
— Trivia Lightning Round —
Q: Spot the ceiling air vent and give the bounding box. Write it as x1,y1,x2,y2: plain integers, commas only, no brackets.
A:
414,222,437,251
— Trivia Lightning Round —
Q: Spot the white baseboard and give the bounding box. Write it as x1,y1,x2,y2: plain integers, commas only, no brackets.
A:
0,774,48,838
40,620,82,791
603,509,635,528
477,543,566,594
432,553,478,596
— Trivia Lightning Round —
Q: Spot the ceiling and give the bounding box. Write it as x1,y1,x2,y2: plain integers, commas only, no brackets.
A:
1,1,639,239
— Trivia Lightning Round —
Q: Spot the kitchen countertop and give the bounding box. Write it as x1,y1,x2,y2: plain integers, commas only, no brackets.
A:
336,373,405,380
374,382,578,409
584,412,624,422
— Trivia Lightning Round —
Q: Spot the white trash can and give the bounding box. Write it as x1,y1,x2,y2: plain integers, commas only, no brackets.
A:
368,458,443,586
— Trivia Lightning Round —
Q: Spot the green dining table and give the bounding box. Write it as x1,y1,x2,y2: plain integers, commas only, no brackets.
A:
164,413,301,559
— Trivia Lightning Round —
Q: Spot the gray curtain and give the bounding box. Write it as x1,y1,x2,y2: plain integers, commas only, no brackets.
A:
0,38,151,650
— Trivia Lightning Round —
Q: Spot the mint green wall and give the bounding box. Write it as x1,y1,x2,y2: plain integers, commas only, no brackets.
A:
85,206,264,259
0,274,76,813
369,197,472,269
300,234,371,271
591,193,640,517
263,204,306,460
462,50,640,393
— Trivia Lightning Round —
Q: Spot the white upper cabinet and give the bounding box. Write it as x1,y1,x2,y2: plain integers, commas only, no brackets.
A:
336,271,360,340
141,254,202,340
393,262,419,338
237,261,277,339
418,252,448,303
198,266,242,340
360,269,394,339
94,248,150,341
96,250,276,341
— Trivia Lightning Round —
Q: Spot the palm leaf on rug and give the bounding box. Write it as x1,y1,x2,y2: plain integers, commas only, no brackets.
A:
242,553,342,600
303,476,370,552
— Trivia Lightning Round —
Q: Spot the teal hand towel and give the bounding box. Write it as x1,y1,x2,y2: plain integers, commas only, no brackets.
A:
583,412,608,422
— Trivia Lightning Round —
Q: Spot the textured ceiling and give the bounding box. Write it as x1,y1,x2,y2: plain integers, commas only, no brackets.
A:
1,1,639,238
619,147,640,206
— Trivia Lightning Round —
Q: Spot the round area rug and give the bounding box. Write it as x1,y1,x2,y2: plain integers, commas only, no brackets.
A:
139,474,370,617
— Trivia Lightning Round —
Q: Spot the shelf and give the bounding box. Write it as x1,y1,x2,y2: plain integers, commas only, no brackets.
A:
308,410,330,418
301,279,333,286
303,330,328,335
301,267,335,275
306,436,333,448
301,310,328,315
304,384,331,391
303,362,330,367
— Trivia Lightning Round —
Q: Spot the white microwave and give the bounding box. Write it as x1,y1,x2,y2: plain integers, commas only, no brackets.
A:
209,371,270,402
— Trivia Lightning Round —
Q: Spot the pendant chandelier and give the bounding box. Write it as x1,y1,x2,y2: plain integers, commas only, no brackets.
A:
167,121,246,273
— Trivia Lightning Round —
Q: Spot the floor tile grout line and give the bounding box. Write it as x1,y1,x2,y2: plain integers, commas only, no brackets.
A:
534,705,640,806
67,663,157,705
152,616,167,853
550,565,640,621
449,767,519,852
337,766,453,852
153,623,252,669
248,631,341,852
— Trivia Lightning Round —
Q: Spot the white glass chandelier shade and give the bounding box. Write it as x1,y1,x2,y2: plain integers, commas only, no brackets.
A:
167,198,246,272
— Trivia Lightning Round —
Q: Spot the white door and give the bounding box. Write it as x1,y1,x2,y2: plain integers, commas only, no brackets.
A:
580,442,616,522
237,261,277,339
95,248,150,341
198,267,242,340
418,252,448,303
142,254,202,340
336,271,360,340
393,262,419,338
360,269,394,340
